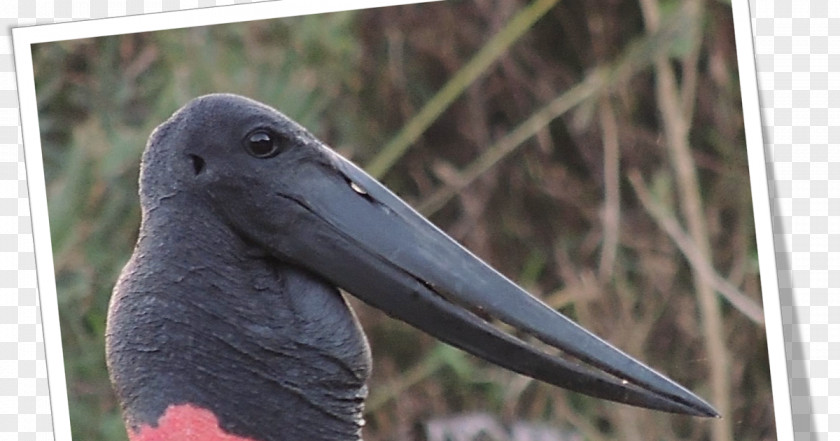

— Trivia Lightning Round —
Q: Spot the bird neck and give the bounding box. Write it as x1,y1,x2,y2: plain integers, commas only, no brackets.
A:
107,196,372,441
126,404,261,441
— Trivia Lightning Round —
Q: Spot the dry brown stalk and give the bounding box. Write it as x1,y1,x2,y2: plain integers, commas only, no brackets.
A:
598,97,621,281
415,12,690,217
638,1,732,441
627,170,764,324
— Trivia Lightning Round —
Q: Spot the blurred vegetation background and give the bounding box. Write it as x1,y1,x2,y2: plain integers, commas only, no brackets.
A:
32,1,775,440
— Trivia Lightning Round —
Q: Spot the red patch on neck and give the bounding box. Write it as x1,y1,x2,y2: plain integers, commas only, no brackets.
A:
129,404,258,441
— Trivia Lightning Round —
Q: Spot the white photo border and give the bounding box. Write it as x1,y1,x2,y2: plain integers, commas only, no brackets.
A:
10,1,793,439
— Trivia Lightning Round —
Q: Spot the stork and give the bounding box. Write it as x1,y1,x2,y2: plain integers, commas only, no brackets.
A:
106,93,717,441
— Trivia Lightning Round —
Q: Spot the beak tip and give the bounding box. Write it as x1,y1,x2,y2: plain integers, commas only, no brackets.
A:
681,396,719,418
704,406,722,419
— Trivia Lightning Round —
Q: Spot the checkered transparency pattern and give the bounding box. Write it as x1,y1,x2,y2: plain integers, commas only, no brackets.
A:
0,0,830,440
2,2,53,440
752,1,840,441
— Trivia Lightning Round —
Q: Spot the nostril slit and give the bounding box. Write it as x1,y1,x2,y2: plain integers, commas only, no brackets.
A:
189,154,205,175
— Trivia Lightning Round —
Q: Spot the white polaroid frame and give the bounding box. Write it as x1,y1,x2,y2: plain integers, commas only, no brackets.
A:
11,0,793,439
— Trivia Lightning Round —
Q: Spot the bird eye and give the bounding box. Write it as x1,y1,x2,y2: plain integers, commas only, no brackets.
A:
244,130,285,158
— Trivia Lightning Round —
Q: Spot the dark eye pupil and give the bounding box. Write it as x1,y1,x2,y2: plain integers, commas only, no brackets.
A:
246,131,278,158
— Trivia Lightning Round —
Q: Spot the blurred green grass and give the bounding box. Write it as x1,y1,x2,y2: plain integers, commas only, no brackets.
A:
33,2,775,441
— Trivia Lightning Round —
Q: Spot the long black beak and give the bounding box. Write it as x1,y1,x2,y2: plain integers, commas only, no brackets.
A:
259,142,718,418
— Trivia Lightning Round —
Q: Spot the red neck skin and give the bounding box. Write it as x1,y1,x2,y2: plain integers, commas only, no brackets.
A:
129,404,258,441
